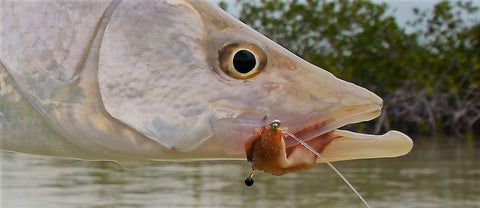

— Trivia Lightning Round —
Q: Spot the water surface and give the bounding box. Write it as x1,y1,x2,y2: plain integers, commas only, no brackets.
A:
1,141,479,207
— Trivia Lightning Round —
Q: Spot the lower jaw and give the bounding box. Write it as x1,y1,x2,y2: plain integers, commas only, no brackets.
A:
252,123,413,175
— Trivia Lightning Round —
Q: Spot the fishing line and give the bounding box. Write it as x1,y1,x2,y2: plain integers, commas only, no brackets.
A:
283,130,372,208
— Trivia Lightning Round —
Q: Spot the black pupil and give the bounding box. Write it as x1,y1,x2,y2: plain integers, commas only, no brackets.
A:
233,50,256,74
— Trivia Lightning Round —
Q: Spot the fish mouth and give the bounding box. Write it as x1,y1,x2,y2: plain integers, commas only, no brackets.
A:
280,105,382,147
213,103,378,152
213,103,412,162
279,107,413,163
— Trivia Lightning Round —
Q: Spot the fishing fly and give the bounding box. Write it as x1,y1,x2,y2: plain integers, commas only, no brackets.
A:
244,120,371,208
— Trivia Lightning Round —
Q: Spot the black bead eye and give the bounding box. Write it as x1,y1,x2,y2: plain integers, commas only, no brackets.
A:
218,42,267,80
233,50,256,74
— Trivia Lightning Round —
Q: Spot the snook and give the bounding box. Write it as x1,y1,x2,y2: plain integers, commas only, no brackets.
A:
0,0,412,167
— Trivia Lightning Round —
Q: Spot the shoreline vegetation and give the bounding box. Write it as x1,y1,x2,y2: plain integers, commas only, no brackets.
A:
219,0,480,140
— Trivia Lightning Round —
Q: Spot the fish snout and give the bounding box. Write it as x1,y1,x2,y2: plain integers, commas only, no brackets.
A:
264,57,384,135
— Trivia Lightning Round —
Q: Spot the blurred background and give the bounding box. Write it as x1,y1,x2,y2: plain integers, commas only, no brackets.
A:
1,0,480,207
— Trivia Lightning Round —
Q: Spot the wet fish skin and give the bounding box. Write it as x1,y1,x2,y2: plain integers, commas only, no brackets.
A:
0,0,412,167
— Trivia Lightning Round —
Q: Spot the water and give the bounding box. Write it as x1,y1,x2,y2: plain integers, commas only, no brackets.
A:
1,140,480,208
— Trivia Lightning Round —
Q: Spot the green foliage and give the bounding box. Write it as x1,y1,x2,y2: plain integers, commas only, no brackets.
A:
408,1,480,94
220,0,480,138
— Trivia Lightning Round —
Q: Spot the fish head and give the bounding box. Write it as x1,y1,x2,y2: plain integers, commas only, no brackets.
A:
193,1,412,161
98,0,412,161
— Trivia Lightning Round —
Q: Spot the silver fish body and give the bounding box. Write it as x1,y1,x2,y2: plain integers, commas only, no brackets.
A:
0,0,412,167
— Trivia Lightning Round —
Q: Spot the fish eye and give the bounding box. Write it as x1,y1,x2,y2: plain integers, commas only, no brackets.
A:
233,50,256,73
218,42,267,80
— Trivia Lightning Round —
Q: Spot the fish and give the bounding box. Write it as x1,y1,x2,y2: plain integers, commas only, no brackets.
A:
0,0,413,169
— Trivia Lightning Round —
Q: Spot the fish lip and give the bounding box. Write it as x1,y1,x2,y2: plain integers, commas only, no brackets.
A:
280,106,382,147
